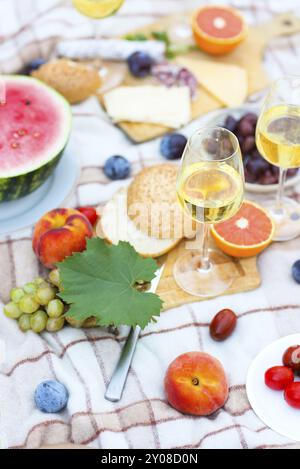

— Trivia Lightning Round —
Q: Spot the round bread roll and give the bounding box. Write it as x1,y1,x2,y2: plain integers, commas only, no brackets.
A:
127,164,195,240
98,188,180,257
32,59,101,104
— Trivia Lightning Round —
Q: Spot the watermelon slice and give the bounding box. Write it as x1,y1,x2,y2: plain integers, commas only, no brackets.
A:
0,75,71,202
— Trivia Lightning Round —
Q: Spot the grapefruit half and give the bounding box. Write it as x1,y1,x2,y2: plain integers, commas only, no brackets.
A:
192,5,248,55
211,201,275,258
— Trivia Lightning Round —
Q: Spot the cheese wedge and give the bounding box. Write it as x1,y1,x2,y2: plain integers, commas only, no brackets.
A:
103,85,191,129
176,57,248,107
98,188,180,258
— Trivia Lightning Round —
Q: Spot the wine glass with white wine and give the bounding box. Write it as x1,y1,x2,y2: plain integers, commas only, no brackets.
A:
256,75,300,241
174,127,245,298
72,0,124,19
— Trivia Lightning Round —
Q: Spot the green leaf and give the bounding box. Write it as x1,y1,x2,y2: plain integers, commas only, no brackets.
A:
57,239,162,329
151,30,194,59
125,33,148,41
166,44,196,59
151,30,170,46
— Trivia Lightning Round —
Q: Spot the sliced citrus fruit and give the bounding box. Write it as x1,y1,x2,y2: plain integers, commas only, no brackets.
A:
211,200,275,258
192,5,248,55
72,0,124,19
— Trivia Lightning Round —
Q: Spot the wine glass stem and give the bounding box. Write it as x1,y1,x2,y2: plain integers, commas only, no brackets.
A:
275,167,286,215
200,223,211,271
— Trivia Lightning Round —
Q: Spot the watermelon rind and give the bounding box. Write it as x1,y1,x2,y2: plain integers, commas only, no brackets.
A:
0,150,63,202
0,75,72,202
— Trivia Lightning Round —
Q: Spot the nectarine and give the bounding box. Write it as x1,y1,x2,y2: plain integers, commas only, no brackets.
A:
164,352,229,416
33,208,93,268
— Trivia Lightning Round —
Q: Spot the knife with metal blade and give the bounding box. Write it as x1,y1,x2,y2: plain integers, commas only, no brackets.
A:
105,263,165,402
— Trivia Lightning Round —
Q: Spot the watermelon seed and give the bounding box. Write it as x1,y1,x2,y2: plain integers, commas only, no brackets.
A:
11,142,20,149
25,100,31,106
18,129,27,136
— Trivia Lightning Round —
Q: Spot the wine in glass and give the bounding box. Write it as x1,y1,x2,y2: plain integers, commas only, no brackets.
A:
174,127,245,298
72,0,124,18
256,75,300,241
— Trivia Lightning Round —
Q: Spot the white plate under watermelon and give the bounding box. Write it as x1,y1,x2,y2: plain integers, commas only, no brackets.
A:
0,145,79,236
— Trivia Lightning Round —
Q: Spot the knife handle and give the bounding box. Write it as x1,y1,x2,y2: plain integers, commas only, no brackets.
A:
105,326,142,402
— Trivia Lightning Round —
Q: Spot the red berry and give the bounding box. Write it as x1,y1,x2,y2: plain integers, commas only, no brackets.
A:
284,382,300,409
282,345,300,372
264,366,294,391
78,207,98,226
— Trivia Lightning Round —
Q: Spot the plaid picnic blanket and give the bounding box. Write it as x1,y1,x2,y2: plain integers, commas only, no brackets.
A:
1,0,300,449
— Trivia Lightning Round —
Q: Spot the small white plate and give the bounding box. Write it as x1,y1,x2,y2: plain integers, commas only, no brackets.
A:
207,106,300,193
0,143,80,236
247,334,300,442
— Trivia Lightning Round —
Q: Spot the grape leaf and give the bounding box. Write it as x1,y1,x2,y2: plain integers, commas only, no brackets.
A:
57,238,163,329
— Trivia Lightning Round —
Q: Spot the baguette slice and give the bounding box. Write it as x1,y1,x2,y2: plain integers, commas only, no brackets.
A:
98,188,180,257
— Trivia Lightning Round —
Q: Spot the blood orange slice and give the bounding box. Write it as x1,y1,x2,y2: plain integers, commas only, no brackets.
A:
192,5,248,55
211,201,275,258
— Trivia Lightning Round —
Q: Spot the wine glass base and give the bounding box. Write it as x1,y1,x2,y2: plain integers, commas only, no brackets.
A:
264,197,300,241
173,249,238,298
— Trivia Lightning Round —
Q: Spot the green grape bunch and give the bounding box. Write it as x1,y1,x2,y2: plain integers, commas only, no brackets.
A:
3,270,66,334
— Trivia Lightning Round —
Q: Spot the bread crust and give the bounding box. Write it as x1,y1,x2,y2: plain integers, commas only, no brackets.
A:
127,164,195,239
32,59,101,104
98,188,181,257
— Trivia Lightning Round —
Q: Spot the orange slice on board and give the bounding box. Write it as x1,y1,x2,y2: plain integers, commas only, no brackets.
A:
192,5,248,55
211,201,275,258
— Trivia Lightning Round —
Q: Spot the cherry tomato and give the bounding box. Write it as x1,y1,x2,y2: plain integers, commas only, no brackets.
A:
284,382,300,409
78,207,98,226
264,366,294,391
282,345,300,372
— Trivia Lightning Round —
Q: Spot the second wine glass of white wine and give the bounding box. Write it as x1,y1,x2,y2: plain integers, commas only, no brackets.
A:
256,75,300,241
174,127,245,298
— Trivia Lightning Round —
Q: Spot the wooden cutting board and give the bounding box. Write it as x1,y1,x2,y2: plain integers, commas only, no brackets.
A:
157,236,260,311
96,214,260,313
104,11,300,143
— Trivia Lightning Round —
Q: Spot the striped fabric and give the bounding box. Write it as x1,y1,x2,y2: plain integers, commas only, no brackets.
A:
1,0,300,449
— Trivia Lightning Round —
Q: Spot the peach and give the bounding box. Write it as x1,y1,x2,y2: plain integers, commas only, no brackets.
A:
33,208,93,268
164,352,229,416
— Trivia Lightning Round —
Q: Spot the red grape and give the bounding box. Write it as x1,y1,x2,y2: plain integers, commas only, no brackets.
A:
242,112,258,126
237,118,254,137
241,136,256,153
224,115,237,132
209,309,237,342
